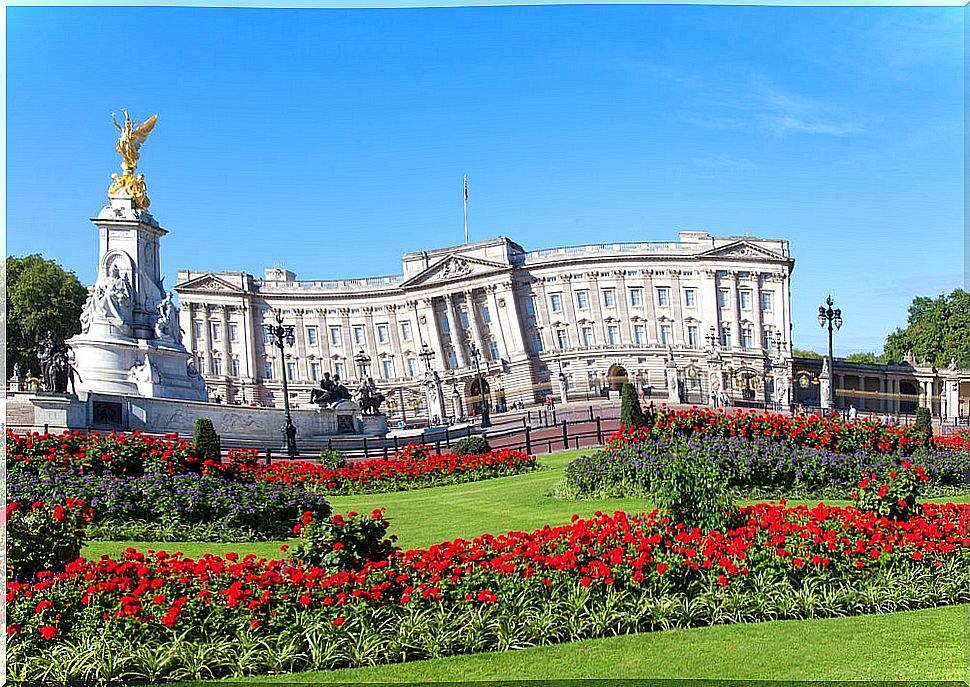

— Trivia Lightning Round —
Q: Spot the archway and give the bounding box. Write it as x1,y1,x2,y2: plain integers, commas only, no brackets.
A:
607,364,628,391
468,377,492,415
899,380,918,415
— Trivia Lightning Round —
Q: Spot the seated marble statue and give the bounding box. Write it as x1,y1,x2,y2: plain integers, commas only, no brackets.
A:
310,372,337,405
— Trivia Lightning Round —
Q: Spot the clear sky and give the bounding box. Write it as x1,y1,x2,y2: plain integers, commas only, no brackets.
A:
6,4,965,356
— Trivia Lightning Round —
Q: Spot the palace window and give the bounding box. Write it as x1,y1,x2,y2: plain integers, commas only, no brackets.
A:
576,291,590,310
262,360,272,379
212,356,223,375
382,359,394,379
353,326,364,345
607,324,620,345
763,327,773,350
230,358,240,377
720,325,732,349
439,313,451,334
459,310,470,330
447,349,459,370
718,289,729,309
656,288,670,307
602,289,616,308
581,326,594,348
684,289,697,308
488,340,500,361
334,361,345,379
524,298,537,317
406,357,418,377
306,326,318,346
229,323,239,342
329,327,342,346
660,324,673,346
740,291,752,310
194,321,204,339
629,288,643,307
550,293,563,313
198,357,206,375
286,361,297,380
530,330,544,353
401,321,412,340
741,327,753,349
377,324,389,344
555,329,569,349
687,324,699,348
481,305,491,325
761,291,774,311
633,323,646,345
211,323,221,341
310,362,321,381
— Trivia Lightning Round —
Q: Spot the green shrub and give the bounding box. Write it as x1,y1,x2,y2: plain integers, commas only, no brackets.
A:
620,382,646,427
652,446,735,532
914,407,933,448
452,435,491,456
292,508,397,571
394,443,433,461
6,499,93,580
851,460,929,521
319,449,346,469
192,418,222,464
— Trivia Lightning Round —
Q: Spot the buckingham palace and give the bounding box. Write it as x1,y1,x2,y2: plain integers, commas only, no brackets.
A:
174,231,795,418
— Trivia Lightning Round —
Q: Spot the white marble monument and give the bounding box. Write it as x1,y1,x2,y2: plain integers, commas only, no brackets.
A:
69,111,206,402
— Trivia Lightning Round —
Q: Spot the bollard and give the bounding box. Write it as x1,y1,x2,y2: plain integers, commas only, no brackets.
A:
445,427,450,447
394,435,400,452
44,423,49,434
552,407,558,425
589,406,594,422
265,448,272,466
328,438,333,452
547,439,552,453
436,441,441,454
596,417,603,444
525,425,532,454
561,420,568,449
383,445,389,460
575,436,580,450
363,437,369,459
467,425,472,437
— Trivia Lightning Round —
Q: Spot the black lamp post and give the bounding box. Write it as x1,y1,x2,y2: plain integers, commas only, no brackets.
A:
467,342,491,428
705,325,719,352
354,349,371,382
418,341,435,372
266,311,297,459
818,295,843,411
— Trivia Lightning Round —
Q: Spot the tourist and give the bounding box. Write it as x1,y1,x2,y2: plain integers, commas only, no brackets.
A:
847,404,858,422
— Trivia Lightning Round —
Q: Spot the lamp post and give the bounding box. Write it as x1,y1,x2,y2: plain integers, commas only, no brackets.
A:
418,341,435,372
818,295,843,411
705,325,719,353
266,311,297,459
467,342,491,428
354,349,371,383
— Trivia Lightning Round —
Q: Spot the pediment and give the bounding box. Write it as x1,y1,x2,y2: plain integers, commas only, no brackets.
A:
698,240,785,261
402,254,508,288
175,274,246,295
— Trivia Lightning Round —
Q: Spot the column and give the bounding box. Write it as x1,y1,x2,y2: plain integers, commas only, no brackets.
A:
465,289,487,355
486,285,510,359
669,270,684,346
421,297,447,369
318,310,332,371
387,304,403,379
533,277,552,352
643,270,658,343
240,301,255,380
729,271,742,353
444,293,468,367
588,274,605,343
561,274,579,345
363,306,378,376
293,308,307,381
615,271,631,344
185,302,198,363
220,305,232,380
339,308,353,376
699,269,719,345
752,274,764,352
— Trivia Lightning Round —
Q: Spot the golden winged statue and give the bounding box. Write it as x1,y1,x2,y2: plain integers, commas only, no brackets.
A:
112,110,157,175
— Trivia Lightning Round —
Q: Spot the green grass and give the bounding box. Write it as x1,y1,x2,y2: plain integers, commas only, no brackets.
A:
82,539,290,561
232,603,968,683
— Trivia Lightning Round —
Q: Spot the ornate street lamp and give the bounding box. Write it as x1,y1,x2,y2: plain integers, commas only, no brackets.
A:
467,342,491,428
818,295,843,411
705,325,719,353
266,311,297,459
418,341,435,372
354,349,372,382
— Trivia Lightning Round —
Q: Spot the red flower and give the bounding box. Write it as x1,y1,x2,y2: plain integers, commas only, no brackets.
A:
333,616,346,626
39,625,58,640
656,563,668,575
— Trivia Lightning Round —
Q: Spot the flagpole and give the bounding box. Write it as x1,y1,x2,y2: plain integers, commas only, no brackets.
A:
463,174,469,244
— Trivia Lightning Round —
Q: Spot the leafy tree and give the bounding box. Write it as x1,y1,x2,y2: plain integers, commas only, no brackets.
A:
792,348,823,360
884,289,970,369
192,418,222,464
845,352,886,365
6,255,88,379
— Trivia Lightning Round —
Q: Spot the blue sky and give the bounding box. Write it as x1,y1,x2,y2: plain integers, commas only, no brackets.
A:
6,4,964,356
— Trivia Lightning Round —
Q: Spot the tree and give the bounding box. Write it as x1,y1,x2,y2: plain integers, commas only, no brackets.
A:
883,289,970,369
620,382,646,427
845,352,886,365
792,348,823,360
6,255,88,380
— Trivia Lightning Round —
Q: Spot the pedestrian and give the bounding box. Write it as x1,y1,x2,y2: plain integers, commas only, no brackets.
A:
848,404,858,422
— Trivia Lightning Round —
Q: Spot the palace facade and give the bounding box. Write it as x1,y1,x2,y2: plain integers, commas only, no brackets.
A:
174,232,795,418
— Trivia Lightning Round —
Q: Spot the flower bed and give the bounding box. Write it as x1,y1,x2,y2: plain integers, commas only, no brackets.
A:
562,435,969,500
614,407,953,456
7,471,332,544
8,503,970,682
252,448,539,495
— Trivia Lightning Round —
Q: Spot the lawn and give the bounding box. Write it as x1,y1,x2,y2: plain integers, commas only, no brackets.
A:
230,603,968,683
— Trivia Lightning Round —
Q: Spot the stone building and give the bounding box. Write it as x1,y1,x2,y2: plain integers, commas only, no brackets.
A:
174,232,795,418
